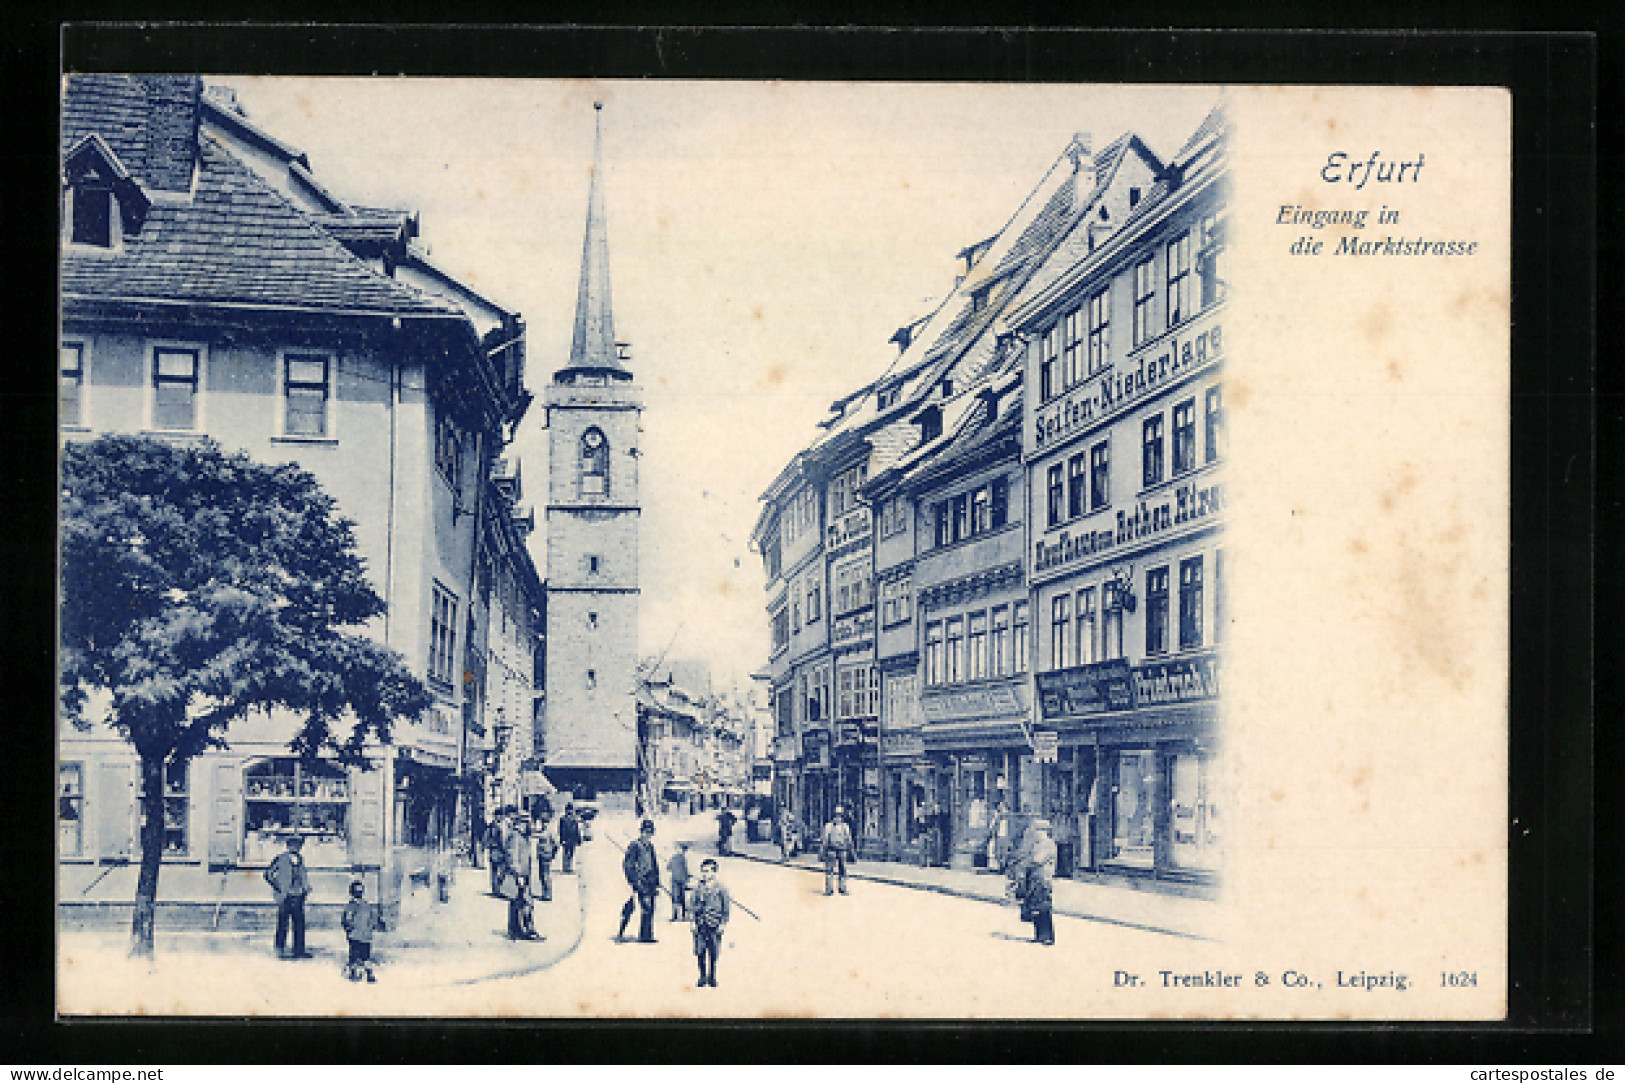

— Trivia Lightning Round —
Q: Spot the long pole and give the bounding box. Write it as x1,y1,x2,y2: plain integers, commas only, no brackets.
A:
602,831,762,922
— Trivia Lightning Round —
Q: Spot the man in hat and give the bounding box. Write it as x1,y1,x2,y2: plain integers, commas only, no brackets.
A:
820,805,856,896
618,818,661,943
558,803,583,874
506,816,540,940
264,834,312,958
1011,818,1058,946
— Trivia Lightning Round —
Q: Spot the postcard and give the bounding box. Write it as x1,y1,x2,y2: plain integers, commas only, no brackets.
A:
57,77,1508,1019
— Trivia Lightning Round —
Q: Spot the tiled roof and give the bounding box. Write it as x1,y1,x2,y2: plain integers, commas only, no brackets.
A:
61,75,163,183
63,134,462,317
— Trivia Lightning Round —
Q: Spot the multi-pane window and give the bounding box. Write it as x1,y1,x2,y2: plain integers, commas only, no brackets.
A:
1047,464,1064,528
1213,549,1225,644
1067,452,1087,519
1133,258,1156,346
1167,230,1193,328
1050,594,1071,670
807,579,821,623
771,606,790,653
925,621,944,686
1087,290,1111,375
945,617,965,684
60,343,85,427
776,688,794,735
1172,398,1197,475
1103,584,1126,660
808,664,830,722
935,478,1008,546
879,497,909,539
436,413,462,499
1199,210,1228,307
1205,385,1225,464
1062,309,1085,389
58,764,84,856
1145,567,1170,656
580,428,609,496
1013,601,1030,673
989,605,1010,677
829,462,868,517
429,583,459,687
1076,587,1098,666
833,559,872,614
880,574,912,627
1039,323,1061,402
283,353,331,437
967,611,988,681
152,347,200,430
791,595,801,632
1142,414,1165,487
971,485,991,534
1090,439,1111,510
138,761,190,856
838,664,878,719
1179,556,1205,649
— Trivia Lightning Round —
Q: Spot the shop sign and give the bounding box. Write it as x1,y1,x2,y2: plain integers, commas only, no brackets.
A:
832,610,875,647
1037,659,1134,718
1032,729,1059,763
1032,318,1224,453
1034,479,1225,578
921,683,1024,722
882,732,926,759
827,507,872,551
1132,651,1221,707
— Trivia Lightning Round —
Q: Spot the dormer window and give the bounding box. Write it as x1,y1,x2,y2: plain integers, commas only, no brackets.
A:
940,378,954,399
877,387,899,411
1129,187,1142,207
918,405,942,443
70,183,115,247
970,286,990,313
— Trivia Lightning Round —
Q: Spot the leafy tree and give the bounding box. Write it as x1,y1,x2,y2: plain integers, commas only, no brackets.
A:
60,435,431,957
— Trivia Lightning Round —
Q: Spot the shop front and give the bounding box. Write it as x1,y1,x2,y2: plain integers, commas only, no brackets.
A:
1036,652,1221,889
918,680,1034,871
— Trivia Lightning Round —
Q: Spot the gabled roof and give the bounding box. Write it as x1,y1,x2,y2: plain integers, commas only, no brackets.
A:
61,75,197,193
62,133,463,318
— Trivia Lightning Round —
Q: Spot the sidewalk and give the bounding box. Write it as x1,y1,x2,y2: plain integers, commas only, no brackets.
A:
57,857,587,989
659,817,1219,941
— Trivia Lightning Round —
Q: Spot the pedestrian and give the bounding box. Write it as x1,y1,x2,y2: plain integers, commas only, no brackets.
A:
617,818,660,943
1009,818,1058,946
820,805,856,896
533,814,559,903
667,841,692,921
990,799,1012,872
486,811,511,897
690,857,731,988
559,803,582,874
341,879,380,983
505,817,540,940
716,805,736,856
263,834,312,959
776,806,795,862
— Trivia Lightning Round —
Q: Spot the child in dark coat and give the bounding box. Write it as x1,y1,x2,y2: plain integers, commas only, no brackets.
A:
342,879,380,982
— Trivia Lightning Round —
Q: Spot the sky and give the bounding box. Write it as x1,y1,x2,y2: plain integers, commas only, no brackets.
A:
215,78,1221,690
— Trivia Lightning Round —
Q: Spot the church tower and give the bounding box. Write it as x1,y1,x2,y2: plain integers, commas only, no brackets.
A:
541,103,642,797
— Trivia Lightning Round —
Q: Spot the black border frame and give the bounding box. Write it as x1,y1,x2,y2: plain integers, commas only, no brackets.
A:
11,20,1600,1064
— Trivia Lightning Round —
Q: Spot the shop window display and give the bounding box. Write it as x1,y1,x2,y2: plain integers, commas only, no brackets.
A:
59,764,84,856
1171,751,1220,870
243,758,350,866
137,760,190,856
1111,749,1158,867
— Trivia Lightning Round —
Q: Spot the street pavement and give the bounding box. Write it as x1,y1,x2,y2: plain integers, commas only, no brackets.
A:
58,811,1222,1017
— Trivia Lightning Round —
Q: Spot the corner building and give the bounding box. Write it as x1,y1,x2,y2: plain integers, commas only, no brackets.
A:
1011,103,1229,892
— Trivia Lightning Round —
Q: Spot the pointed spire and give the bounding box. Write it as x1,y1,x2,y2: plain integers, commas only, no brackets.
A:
558,101,630,382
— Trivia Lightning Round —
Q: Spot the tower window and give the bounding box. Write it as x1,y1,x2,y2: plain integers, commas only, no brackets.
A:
588,555,601,575
586,669,597,690
580,427,609,496
587,611,599,630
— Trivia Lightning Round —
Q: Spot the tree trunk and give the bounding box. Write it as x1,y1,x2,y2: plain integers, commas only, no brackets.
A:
129,755,166,958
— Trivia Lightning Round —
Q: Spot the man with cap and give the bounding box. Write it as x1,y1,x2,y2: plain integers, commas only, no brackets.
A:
559,803,583,874
264,834,312,958
618,818,661,943
820,805,856,896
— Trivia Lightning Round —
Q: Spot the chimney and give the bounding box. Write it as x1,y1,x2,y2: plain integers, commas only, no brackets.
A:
138,75,201,192
1067,132,1096,211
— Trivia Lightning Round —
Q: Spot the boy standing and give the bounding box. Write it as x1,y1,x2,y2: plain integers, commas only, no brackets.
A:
690,857,730,988
341,880,380,982
667,841,692,921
